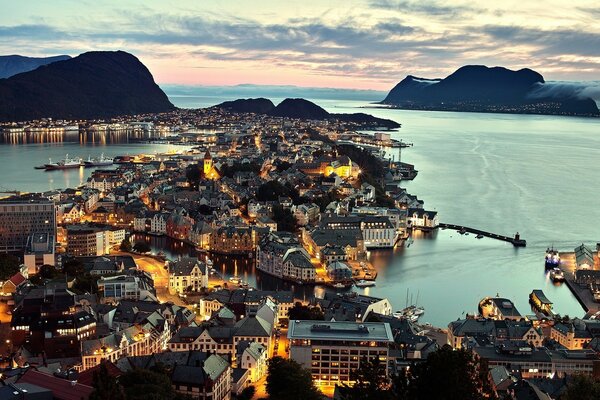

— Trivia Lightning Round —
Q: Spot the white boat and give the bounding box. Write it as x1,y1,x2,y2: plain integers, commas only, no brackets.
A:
44,154,82,170
549,267,565,282
332,282,346,289
354,279,376,288
84,153,113,167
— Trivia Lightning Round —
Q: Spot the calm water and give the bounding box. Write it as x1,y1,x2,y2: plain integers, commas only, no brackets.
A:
2,93,598,326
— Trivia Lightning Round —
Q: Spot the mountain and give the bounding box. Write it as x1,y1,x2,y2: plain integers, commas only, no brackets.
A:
0,55,71,78
216,98,275,114
0,51,175,122
382,65,599,117
268,98,330,119
213,97,400,129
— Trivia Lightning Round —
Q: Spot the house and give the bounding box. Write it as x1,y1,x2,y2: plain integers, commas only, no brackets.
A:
97,272,157,303
257,232,316,282
237,341,268,383
327,261,353,281
407,208,438,230
1,272,27,295
168,257,210,295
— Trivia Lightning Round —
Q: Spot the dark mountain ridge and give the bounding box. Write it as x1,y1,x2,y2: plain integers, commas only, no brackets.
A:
0,51,175,122
383,65,599,117
0,54,71,79
214,97,400,129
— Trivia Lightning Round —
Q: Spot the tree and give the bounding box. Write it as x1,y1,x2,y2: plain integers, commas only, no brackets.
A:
237,385,256,400
63,258,85,276
272,205,297,232
338,357,392,400
0,253,21,280
288,302,324,321
561,374,600,400
38,264,59,279
90,363,125,400
133,241,151,253
119,368,181,400
392,345,496,400
266,356,322,400
185,163,203,189
120,239,132,252
257,180,298,202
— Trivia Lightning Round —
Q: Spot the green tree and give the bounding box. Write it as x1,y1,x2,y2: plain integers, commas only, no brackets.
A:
393,345,496,400
560,374,600,400
90,363,125,400
338,357,392,400
185,163,204,190
237,385,256,400
63,258,85,276
120,239,132,252
133,241,151,253
266,356,322,400
257,180,298,202
0,253,21,280
288,302,324,320
38,264,59,279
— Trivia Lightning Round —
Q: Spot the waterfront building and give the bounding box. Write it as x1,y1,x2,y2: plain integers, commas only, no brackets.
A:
168,257,209,295
257,232,316,282
319,215,397,248
0,198,56,251
326,260,353,281
316,292,393,322
303,228,365,262
474,345,599,379
406,208,439,230
209,226,255,255
575,243,595,269
23,232,55,275
288,320,394,388
447,318,544,349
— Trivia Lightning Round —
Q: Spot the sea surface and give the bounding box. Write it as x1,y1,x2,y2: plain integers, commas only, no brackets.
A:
2,92,599,327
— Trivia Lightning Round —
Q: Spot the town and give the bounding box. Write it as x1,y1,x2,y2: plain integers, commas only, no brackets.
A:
0,105,599,400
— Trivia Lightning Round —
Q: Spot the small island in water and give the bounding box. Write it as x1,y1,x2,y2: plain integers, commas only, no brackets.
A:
381,65,599,117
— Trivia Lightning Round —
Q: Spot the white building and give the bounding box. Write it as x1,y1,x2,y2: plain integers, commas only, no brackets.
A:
168,257,210,295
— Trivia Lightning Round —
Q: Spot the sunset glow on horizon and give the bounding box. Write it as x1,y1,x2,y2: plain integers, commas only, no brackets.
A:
2,0,600,90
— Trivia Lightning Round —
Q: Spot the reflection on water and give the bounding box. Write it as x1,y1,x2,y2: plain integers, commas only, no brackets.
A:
0,126,168,145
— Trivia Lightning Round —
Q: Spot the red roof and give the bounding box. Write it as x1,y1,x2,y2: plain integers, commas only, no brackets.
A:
8,272,26,286
17,369,94,400
78,361,122,386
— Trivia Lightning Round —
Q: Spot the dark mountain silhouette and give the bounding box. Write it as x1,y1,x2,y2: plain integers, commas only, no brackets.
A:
216,98,275,114
0,51,174,122
213,97,400,129
0,55,71,78
268,98,330,119
382,65,599,117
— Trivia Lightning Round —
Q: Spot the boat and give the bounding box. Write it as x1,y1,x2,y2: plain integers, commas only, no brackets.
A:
393,305,425,321
354,279,376,288
332,282,350,289
549,267,565,282
545,247,560,269
34,165,46,169
84,153,113,167
476,234,484,239
229,276,241,285
44,154,82,170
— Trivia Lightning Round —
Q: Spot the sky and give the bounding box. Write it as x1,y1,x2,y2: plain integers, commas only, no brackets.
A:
1,0,599,90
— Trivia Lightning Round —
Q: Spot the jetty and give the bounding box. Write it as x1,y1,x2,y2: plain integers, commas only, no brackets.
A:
439,223,526,247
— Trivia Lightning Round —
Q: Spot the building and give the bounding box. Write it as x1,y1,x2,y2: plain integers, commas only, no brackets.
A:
23,232,55,275
550,319,600,350
317,292,393,322
257,232,316,283
97,272,157,303
66,224,125,256
10,286,97,358
319,215,397,249
288,320,394,388
168,257,210,295
210,226,255,255
575,244,595,269
406,208,439,230
0,199,56,251
303,228,365,262
237,341,268,383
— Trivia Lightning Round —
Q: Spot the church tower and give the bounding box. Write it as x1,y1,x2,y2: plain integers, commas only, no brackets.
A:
203,150,213,175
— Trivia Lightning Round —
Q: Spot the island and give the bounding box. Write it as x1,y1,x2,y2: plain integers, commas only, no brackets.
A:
215,97,401,129
381,65,599,117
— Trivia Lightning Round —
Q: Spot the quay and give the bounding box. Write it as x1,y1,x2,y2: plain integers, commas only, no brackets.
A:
439,223,526,247
557,252,600,315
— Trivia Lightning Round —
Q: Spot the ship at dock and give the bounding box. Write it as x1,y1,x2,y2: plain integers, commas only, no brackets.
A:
545,247,560,269
44,154,83,170
84,153,113,167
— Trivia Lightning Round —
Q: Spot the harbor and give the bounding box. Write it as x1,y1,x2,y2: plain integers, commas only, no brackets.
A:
555,249,600,316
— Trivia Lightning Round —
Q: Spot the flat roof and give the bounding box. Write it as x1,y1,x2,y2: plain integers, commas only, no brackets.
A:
288,320,393,342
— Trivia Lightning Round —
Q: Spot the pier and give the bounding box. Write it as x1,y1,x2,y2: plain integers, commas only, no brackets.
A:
438,223,526,247
556,252,600,316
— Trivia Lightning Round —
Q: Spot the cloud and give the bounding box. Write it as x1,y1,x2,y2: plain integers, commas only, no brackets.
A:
370,0,479,17
527,81,600,103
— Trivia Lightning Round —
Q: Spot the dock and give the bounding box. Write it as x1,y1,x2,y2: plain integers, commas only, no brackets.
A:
438,223,526,247
556,252,600,315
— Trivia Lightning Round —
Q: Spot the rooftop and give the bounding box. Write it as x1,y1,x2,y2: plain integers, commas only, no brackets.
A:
288,320,393,342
